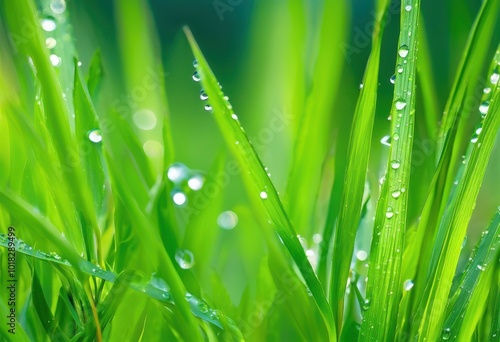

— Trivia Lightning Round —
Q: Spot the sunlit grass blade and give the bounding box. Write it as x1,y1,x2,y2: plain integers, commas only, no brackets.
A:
328,0,390,329
360,0,420,340
413,61,500,341
183,26,337,340
443,211,500,340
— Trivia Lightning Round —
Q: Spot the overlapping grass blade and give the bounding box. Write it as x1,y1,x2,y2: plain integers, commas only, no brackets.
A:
6,0,99,261
328,0,390,329
183,26,336,340
443,211,500,340
359,0,420,340
413,54,500,341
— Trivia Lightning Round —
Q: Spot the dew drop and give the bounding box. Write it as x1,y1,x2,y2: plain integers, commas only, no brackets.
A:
88,130,102,143
172,192,187,206
390,74,396,84
490,68,499,85
41,18,57,32
133,109,157,130
175,249,195,269
397,64,404,73
260,191,268,199
404,5,412,11
391,160,401,170
167,163,188,183
393,133,400,141
356,250,368,261
395,99,407,110
50,54,61,66
46,37,57,49
231,113,238,120
483,87,491,94
217,211,238,230
200,90,208,101
192,71,200,82
50,0,66,14
398,45,409,58
392,190,401,198
479,101,489,117
193,59,198,68
188,174,204,191
476,264,486,271
359,83,364,89
362,299,371,311
204,104,212,111
197,300,209,313
442,328,451,340
386,207,394,219
403,279,414,291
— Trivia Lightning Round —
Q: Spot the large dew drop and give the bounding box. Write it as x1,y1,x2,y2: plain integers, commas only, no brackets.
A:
175,249,195,269
187,174,204,191
192,71,200,82
392,190,401,198
391,160,401,170
395,99,407,110
167,163,188,183
172,191,187,206
41,18,57,32
88,130,102,143
398,45,409,58
260,191,268,199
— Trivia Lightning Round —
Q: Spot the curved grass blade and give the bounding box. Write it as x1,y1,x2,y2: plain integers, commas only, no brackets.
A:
413,59,500,341
328,0,390,329
0,233,232,331
360,0,420,340
442,211,500,340
183,26,336,340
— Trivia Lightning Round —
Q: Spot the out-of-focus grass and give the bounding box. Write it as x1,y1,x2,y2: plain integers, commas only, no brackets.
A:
0,0,499,341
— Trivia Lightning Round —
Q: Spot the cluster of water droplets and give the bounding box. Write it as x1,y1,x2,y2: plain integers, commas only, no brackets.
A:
166,162,205,207
0,233,70,265
185,292,223,323
41,1,68,67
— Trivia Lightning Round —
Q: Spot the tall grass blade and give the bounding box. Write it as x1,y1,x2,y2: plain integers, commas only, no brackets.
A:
329,0,390,329
183,26,337,340
360,0,420,340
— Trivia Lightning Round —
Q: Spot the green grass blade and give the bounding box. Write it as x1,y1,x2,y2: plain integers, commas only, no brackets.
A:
183,26,337,340
360,0,421,340
286,0,349,236
329,0,390,328
443,211,500,340
6,0,99,261
0,233,233,332
437,0,499,153
414,57,500,341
